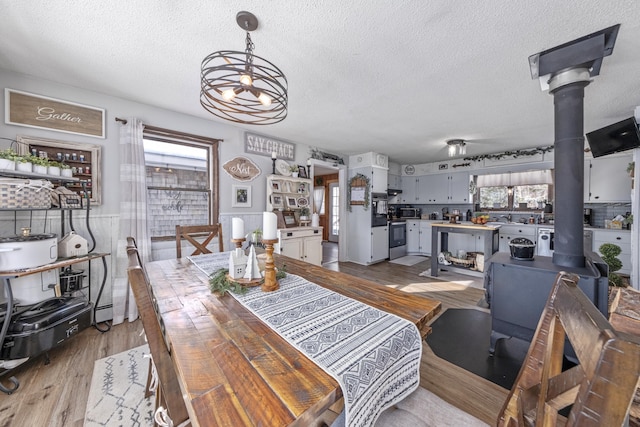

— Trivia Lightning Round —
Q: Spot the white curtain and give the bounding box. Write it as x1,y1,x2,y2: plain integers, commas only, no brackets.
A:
113,118,150,324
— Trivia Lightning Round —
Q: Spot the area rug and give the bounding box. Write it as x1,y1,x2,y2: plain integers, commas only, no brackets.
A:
389,255,428,266
84,345,154,427
426,308,528,390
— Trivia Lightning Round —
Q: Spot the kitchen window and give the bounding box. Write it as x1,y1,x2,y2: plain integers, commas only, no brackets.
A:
143,127,219,240
476,170,553,209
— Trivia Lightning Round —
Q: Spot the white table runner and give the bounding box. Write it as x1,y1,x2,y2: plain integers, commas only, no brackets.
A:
189,253,422,427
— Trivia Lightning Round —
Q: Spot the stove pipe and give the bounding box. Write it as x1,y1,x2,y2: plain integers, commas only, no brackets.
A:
549,68,591,269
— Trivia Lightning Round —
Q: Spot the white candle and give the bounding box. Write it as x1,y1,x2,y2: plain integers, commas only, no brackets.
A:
231,218,244,239
271,151,277,159
307,159,311,166
263,212,277,240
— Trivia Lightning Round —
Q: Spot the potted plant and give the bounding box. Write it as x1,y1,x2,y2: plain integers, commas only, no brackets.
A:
599,243,625,288
290,164,299,178
29,154,51,175
46,159,61,176
60,163,73,177
15,154,33,172
299,207,310,221
0,148,18,170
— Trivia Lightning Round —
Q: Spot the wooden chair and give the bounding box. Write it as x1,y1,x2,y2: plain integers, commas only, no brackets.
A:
175,223,223,258
497,272,640,427
126,237,190,426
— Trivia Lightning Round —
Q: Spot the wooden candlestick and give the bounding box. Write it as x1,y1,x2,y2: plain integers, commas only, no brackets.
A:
261,238,280,292
230,237,246,249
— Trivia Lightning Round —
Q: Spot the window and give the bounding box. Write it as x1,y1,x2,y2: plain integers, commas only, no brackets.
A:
476,170,553,209
143,126,219,240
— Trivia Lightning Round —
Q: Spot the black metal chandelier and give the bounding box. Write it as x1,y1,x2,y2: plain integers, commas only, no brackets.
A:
200,11,288,125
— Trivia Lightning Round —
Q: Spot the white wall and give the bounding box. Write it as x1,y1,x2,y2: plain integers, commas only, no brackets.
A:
0,68,319,318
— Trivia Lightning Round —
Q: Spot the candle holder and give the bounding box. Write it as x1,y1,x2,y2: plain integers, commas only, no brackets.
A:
261,238,280,292
272,157,277,175
230,237,246,249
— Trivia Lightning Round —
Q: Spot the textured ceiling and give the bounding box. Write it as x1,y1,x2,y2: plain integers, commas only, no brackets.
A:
1,1,639,164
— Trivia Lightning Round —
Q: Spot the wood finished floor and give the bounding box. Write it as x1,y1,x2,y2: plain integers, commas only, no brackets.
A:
0,256,506,426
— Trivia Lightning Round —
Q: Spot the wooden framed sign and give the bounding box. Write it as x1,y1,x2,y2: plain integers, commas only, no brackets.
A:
5,89,105,138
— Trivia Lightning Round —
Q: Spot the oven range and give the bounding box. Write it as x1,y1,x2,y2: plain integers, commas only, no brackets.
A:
389,220,407,260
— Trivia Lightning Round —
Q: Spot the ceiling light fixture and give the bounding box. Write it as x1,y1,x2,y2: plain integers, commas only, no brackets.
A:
447,139,466,157
200,11,288,125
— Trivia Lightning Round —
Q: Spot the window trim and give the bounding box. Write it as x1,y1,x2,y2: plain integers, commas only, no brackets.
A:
143,126,220,240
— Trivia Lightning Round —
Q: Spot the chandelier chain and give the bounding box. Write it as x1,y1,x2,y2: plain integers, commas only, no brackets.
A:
245,32,255,71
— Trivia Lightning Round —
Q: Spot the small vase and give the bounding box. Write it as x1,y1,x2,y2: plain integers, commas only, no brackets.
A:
16,162,32,172
34,165,48,175
0,159,15,170
292,172,299,178
311,213,320,227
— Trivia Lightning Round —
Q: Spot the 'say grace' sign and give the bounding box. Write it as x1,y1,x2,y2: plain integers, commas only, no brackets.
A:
5,88,105,138
244,131,295,161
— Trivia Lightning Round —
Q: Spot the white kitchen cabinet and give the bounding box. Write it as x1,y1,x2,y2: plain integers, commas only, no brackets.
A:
592,229,631,275
371,226,389,263
419,221,433,255
410,172,470,204
406,221,420,254
584,154,632,203
276,227,323,266
448,172,471,203
371,167,388,194
388,173,401,189
400,176,417,203
497,225,536,253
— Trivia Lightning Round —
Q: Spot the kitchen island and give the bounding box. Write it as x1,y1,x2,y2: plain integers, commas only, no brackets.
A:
430,222,500,277
141,252,441,426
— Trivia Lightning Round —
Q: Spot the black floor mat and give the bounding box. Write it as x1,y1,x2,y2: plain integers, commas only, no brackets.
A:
426,308,529,390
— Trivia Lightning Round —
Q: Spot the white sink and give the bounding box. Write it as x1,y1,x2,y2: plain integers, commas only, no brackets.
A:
484,222,503,228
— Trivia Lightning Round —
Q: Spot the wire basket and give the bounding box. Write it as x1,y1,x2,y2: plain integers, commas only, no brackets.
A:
60,267,86,293
445,253,475,268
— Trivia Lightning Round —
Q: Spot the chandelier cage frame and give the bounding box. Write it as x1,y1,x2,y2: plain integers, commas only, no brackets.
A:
200,12,288,125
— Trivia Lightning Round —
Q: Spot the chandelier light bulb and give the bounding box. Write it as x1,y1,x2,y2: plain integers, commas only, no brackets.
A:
448,144,456,157
222,88,237,101
240,74,253,86
258,92,272,106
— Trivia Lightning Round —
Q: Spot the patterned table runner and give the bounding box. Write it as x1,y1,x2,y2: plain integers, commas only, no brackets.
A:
188,253,422,427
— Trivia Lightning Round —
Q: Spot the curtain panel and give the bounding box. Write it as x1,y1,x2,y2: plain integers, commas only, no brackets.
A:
113,118,150,324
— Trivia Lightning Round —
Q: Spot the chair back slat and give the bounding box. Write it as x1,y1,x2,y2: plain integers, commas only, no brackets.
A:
175,223,223,258
498,272,640,427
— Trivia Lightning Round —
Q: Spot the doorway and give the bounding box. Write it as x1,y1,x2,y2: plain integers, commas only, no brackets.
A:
328,182,339,242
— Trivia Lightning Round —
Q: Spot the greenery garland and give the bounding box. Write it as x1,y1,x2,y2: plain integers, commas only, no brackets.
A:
209,265,288,296
347,173,371,212
463,145,554,162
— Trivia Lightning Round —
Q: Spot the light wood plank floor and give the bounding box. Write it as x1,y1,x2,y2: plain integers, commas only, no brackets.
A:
0,257,506,426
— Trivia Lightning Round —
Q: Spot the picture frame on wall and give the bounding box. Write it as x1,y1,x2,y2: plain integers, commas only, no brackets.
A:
297,165,308,179
232,185,251,208
271,180,281,191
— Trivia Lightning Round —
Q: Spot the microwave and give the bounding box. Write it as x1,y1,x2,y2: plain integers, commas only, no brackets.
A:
399,208,420,218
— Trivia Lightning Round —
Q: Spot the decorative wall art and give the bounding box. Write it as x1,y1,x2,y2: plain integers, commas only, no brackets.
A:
17,135,102,205
347,173,370,211
244,132,295,161
6,89,105,138
222,156,261,181
232,185,251,208
297,165,308,179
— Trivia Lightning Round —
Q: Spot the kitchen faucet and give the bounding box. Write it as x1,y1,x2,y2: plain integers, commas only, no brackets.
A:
500,214,512,222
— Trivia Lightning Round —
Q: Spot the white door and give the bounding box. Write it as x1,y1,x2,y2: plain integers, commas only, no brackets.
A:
371,226,389,262
328,182,340,243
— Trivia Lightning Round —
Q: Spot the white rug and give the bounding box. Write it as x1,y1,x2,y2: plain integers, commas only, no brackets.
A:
389,255,428,266
84,344,154,427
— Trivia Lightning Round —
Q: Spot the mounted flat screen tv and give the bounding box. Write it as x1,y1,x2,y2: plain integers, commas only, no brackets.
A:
586,117,640,158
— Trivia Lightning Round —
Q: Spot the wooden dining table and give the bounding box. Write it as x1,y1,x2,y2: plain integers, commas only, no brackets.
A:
144,253,441,427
